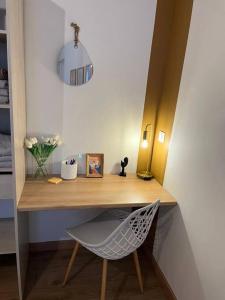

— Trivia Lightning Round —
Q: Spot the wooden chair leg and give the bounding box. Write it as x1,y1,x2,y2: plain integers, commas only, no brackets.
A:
100,259,108,300
133,250,144,293
63,242,80,286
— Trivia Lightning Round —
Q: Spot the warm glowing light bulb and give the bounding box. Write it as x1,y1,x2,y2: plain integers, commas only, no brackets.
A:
158,131,165,144
141,139,148,149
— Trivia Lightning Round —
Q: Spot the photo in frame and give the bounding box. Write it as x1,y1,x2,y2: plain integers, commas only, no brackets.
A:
86,153,104,177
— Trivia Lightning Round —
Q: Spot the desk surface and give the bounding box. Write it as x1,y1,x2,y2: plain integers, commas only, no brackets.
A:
17,174,176,211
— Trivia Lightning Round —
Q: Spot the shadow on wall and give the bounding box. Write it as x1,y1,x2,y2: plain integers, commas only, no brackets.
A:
153,206,175,258
28,208,106,243
111,162,121,175
25,0,108,242
25,0,65,174
153,205,205,300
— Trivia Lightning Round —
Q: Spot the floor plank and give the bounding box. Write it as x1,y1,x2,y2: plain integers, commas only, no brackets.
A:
0,248,167,300
0,254,19,300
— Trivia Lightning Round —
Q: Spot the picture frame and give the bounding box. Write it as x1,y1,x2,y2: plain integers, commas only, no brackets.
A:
86,153,104,178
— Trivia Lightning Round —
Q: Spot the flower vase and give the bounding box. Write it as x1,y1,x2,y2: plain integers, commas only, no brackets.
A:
34,156,48,178
25,135,62,178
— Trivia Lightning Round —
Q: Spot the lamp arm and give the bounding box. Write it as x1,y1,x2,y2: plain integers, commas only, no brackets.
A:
144,123,152,174
145,123,151,131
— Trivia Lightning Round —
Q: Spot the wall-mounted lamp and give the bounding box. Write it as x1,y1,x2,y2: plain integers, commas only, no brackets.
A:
137,124,153,180
141,126,149,149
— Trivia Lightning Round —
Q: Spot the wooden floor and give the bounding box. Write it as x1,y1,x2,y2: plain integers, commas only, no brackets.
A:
0,254,19,300
0,248,166,300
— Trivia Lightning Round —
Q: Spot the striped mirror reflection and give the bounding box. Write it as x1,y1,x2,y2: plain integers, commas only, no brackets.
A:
57,41,93,86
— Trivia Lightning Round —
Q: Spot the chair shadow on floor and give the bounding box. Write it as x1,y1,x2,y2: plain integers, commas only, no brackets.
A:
23,247,166,300
65,252,97,284
63,246,162,300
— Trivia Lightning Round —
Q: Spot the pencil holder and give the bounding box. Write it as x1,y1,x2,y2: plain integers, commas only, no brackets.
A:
61,160,77,180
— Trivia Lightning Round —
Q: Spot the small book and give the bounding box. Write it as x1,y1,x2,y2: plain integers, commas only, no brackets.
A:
48,177,63,184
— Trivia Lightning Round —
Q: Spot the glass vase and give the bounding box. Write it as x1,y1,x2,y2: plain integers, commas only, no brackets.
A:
34,156,49,178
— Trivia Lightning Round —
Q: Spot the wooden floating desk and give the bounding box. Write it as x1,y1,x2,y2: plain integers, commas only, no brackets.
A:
17,174,176,212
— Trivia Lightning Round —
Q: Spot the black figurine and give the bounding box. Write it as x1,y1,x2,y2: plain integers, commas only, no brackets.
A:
119,157,128,177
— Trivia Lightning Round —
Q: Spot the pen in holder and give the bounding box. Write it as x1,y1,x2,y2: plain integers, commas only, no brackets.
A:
61,160,78,180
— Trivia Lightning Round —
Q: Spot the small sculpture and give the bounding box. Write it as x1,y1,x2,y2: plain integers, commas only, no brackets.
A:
119,157,128,177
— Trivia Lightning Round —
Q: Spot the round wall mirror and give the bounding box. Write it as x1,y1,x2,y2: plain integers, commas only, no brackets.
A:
57,23,93,86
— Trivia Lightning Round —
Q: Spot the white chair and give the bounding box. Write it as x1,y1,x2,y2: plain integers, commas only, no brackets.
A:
63,200,160,300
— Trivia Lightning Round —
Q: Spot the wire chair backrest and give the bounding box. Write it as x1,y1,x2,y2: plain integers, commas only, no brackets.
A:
87,200,160,260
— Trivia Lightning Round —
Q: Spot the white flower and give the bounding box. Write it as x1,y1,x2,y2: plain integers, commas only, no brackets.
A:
42,137,50,144
56,138,62,146
54,135,60,142
30,137,38,145
25,138,33,149
50,135,62,146
49,137,56,146
39,135,62,146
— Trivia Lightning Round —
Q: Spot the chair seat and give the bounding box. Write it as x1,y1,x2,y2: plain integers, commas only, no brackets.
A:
67,209,131,247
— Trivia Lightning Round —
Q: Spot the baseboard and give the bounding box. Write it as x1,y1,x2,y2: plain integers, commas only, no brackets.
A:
29,240,75,253
151,255,177,300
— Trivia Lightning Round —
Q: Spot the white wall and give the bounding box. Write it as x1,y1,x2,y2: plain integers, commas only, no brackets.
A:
24,0,65,174
24,0,157,242
154,1,225,299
